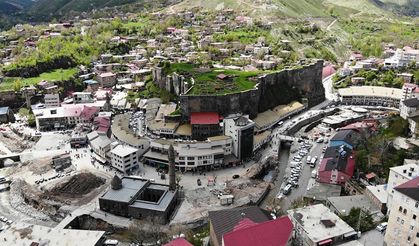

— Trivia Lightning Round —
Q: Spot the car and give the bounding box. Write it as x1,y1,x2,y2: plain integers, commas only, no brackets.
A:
232,174,240,179
6,220,12,225
0,217,6,222
283,184,292,195
197,179,202,186
376,222,387,232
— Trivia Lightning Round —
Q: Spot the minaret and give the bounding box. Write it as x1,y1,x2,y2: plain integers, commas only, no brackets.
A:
168,144,176,191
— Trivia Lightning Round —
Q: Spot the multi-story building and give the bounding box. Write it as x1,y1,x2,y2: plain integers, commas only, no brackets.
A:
44,94,60,108
97,72,117,88
190,112,221,141
338,86,402,108
72,92,94,104
110,144,140,174
400,98,419,120
401,83,419,101
384,46,419,68
224,115,255,161
287,204,356,246
387,161,419,214
384,176,419,246
143,136,236,172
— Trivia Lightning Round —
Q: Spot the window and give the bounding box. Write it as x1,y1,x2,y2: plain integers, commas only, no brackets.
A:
399,206,403,212
413,214,417,220
397,217,400,223
401,219,404,224
416,202,419,208
403,209,407,214
410,225,414,230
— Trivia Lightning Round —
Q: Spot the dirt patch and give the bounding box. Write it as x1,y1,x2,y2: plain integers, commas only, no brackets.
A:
51,173,105,196
27,157,53,175
0,129,36,153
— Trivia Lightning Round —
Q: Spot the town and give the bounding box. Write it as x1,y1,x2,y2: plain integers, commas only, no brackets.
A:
0,3,418,246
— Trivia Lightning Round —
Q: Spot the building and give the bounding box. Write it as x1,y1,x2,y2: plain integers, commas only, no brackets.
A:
384,176,419,246
97,72,117,88
190,112,221,141
110,144,139,174
384,46,419,68
287,204,356,246
99,176,178,224
224,115,255,161
208,206,272,246
400,98,419,120
408,111,419,138
338,86,402,107
164,238,193,246
0,222,105,246
317,145,355,185
386,162,419,214
143,136,236,172
44,94,60,108
88,131,112,163
329,129,360,150
222,216,293,246
51,153,72,171
0,106,15,123
326,195,383,221
401,83,419,101
73,92,94,104
111,114,150,155
365,184,388,214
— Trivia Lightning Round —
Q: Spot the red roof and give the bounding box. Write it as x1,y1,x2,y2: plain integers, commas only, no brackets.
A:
322,64,336,79
223,216,293,246
190,112,220,125
232,218,257,231
163,238,193,246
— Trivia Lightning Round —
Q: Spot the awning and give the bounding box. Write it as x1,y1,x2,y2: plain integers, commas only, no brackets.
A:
318,239,332,245
344,231,358,238
94,153,107,164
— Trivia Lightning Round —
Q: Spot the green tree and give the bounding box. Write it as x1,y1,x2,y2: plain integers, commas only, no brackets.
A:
13,79,22,92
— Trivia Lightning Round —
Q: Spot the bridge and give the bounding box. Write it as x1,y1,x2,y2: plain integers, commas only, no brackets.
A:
277,134,298,142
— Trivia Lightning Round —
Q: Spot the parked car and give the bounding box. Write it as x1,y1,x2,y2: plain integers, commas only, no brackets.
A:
197,179,202,186
376,222,387,232
232,174,240,179
283,184,292,195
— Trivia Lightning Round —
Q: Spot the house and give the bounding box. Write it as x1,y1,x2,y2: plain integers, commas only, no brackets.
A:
208,206,272,246
317,145,356,185
287,204,356,246
89,133,112,163
73,92,94,104
0,107,15,123
326,195,383,221
222,216,293,246
329,129,360,150
97,72,117,88
365,184,388,214
110,144,140,174
190,112,221,141
384,176,419,246
384,46,419,68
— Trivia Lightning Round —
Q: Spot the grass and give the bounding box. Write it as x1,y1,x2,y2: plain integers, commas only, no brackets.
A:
0,67,78,91
163,63,261,95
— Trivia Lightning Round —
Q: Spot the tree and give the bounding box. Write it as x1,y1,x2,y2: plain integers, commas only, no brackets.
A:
13,79,22,92
341,208,374,232
127,218,169,245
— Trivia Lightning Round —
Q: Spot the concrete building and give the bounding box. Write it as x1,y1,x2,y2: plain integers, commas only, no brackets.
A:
384,176,419,246
97,72,117,88
400,98,419,120
329,129,360,150
51,153,72,171
326,195,383,221
44,93,60,108
317,145,356,186
365,184,388,214
387,161,419,214
384,46,419,68
110,145,139,174
111,114,150,155
143,136,237,172
224,115,255,161
401,83,419,101
73,92,94,104
99,176,178,224
0,222,105,246
338,86,402,107
88,131,112,163
190,112,221,141
287,204,356,246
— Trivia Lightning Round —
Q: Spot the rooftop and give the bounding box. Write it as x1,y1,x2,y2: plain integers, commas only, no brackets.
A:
222,216,293,246
163,238,193,246
0,222,105,246
402,98,419,108
0,106,10,115
366,184,388,204
394,176,419,201
174,124,192,136
338,86,402,99
330,129,358,147
304,183,342,202
390,163,419,179
287,204,355,243
100,177,148,203
111,144,138,157
327,195,381,216
130,184,176,212
190,112,220,125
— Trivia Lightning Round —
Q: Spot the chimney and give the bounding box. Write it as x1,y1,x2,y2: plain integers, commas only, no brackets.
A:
168,144,176,191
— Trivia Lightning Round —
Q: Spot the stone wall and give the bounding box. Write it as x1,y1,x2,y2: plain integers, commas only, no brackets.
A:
158,60,324,119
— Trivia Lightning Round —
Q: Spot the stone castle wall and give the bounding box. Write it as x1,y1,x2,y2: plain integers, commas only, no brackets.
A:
154,60,325,119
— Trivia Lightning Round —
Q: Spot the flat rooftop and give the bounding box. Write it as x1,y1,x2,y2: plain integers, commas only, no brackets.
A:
338,86,402,99
366,184,388,204
101,177,148,203
288,204,355,243
327,195,380,215
254,101,304,130
111,144,138,157
0,222,105,246
130,184,176,212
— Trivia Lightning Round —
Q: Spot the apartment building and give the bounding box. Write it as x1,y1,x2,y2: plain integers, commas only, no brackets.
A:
44,94,60,108
224,115,255,161
387,161,419,214
384,176,419,246
384,46,419,68
110,144,140,174
402,83,419,101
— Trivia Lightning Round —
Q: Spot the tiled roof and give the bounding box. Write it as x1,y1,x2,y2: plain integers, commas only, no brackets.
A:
163,238,193,246
394,176,419,201
190,112,219,125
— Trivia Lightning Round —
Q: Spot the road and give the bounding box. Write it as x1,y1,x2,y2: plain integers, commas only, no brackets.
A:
358,229,384,246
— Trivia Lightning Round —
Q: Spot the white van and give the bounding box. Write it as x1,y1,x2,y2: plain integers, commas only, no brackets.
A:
283,184,292,195
376,222,387,232
104,239,119,246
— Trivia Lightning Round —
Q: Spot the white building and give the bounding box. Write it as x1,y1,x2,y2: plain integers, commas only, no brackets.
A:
224,115,255,160
338,86,402,108
402,83,419,101
110,144,140,174
44,94,60,108
384,176,419,246
143,136,236,172
384,46,419,68
387,161,419,214
400,98,419,120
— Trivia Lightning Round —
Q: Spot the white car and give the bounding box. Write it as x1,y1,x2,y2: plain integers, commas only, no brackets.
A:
376,222,387,232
